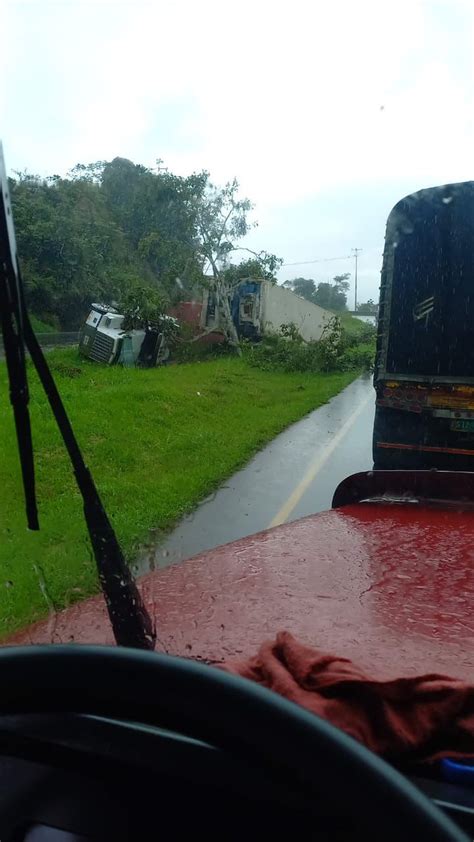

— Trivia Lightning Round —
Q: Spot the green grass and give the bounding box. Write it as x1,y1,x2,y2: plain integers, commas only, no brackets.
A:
340,312,373,335
30,315,57,333
0,350,357,638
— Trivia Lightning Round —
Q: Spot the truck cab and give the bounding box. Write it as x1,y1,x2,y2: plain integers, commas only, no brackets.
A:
79,304,126,364
78,304,156,366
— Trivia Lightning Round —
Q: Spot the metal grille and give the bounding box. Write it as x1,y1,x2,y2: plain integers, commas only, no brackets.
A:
90,332,114,363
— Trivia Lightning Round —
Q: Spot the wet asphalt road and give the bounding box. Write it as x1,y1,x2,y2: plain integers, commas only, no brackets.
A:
141,374,375,571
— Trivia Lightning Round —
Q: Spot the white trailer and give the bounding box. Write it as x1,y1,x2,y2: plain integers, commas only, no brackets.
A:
256,280,332,342
202,279,333,342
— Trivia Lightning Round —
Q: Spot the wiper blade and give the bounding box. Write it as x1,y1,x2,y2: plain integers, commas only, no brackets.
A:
23,317,155,649
0,144,38,530
0,143,155,650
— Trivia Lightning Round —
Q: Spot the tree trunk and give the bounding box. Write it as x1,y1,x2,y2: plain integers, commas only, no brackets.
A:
217,284,242,356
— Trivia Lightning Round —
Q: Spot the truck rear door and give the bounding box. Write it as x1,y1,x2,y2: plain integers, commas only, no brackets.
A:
378,181,474,382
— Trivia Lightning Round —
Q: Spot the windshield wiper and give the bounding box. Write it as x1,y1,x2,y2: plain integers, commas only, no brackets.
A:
0,148,38,532
0,143,155,650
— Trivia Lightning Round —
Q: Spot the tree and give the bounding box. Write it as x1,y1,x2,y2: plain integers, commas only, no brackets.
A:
313,274,350,311
356,298,378,315
284,274,350,312
222,256,280,286
10,171,139,328
192,177,282,351
312,282,333,310
328,273,350,311
11,160,207,327
118,284,166,330
98,158,206,297
283,278,317,302
11,158,280,339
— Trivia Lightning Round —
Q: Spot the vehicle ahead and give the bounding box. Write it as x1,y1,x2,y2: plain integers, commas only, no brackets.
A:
373,181,474,470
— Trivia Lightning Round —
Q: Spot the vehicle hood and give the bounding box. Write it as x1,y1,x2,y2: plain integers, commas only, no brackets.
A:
5,503,474,681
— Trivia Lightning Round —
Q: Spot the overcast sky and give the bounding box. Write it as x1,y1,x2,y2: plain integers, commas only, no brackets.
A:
1,0,473,305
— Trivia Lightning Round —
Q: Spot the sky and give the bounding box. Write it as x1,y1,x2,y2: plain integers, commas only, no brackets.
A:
1,0,473,306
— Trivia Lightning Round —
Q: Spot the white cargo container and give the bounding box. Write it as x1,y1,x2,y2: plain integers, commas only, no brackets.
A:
202,279,333,342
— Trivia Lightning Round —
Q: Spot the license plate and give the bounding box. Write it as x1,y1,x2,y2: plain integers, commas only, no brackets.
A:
450,419,474,432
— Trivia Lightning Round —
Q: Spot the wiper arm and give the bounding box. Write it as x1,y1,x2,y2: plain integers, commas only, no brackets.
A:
22,317,155,649
0,145,38,531
0,143,155,650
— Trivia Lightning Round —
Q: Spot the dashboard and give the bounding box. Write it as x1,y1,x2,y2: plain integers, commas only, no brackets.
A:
0,714,473,839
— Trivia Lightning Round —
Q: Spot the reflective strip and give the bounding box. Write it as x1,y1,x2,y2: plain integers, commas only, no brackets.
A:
377,442,474,456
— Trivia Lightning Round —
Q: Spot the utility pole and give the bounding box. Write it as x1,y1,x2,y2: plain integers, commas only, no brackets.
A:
352,248,362,312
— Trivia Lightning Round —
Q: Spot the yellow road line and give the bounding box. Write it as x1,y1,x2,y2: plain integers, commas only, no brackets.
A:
267,392,373,528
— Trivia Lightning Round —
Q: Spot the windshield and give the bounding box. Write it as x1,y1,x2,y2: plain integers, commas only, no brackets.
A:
1,0,473,666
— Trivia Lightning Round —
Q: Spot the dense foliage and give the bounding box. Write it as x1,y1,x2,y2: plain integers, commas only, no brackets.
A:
245,314,376,373
356,298,378,315
11,158,277,332
283,274,351,311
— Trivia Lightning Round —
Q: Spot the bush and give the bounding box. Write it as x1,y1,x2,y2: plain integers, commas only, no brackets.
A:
340,342,375,371
245,316,375,374
172,325,232,363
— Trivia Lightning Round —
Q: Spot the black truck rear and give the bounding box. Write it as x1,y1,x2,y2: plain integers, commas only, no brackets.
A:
373,180,474,469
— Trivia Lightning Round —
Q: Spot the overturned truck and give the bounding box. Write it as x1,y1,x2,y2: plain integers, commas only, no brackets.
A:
176,279,333,344
78,303,177,367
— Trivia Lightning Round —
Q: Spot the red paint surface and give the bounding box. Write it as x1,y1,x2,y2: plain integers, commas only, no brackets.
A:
168,301,203,324
7,504,474,681
167,301,224,344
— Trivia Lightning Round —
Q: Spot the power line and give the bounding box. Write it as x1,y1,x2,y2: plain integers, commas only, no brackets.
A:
282,254,352,267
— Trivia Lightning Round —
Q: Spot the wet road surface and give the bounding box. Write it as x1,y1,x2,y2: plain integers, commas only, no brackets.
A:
140,374,375,571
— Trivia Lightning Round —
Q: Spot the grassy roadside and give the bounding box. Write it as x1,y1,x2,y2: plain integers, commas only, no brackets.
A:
0,350,358,638
339,312,372,333
30,315,58,333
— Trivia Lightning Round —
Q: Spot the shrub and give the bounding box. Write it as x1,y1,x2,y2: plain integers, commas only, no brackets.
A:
245,316,375,374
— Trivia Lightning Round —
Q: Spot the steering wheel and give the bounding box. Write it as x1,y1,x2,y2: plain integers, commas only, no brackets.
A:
0,646,467,841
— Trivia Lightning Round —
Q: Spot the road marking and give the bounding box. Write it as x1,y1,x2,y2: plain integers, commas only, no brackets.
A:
267,392,373,528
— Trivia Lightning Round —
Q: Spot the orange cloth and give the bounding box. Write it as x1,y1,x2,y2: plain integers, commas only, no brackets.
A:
222,631,474,763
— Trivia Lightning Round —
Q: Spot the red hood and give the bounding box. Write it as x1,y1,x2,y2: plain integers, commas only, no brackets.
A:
6,501,474,682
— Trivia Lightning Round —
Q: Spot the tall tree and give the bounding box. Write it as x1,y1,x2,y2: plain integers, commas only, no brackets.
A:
94,157,206,297
11,159,280,338
192,178,281,350
284,274,350,311
11,171,139,328
312,273,350,311
283,278,317,302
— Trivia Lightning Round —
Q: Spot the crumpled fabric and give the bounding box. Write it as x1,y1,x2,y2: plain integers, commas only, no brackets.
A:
221,631,474,763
